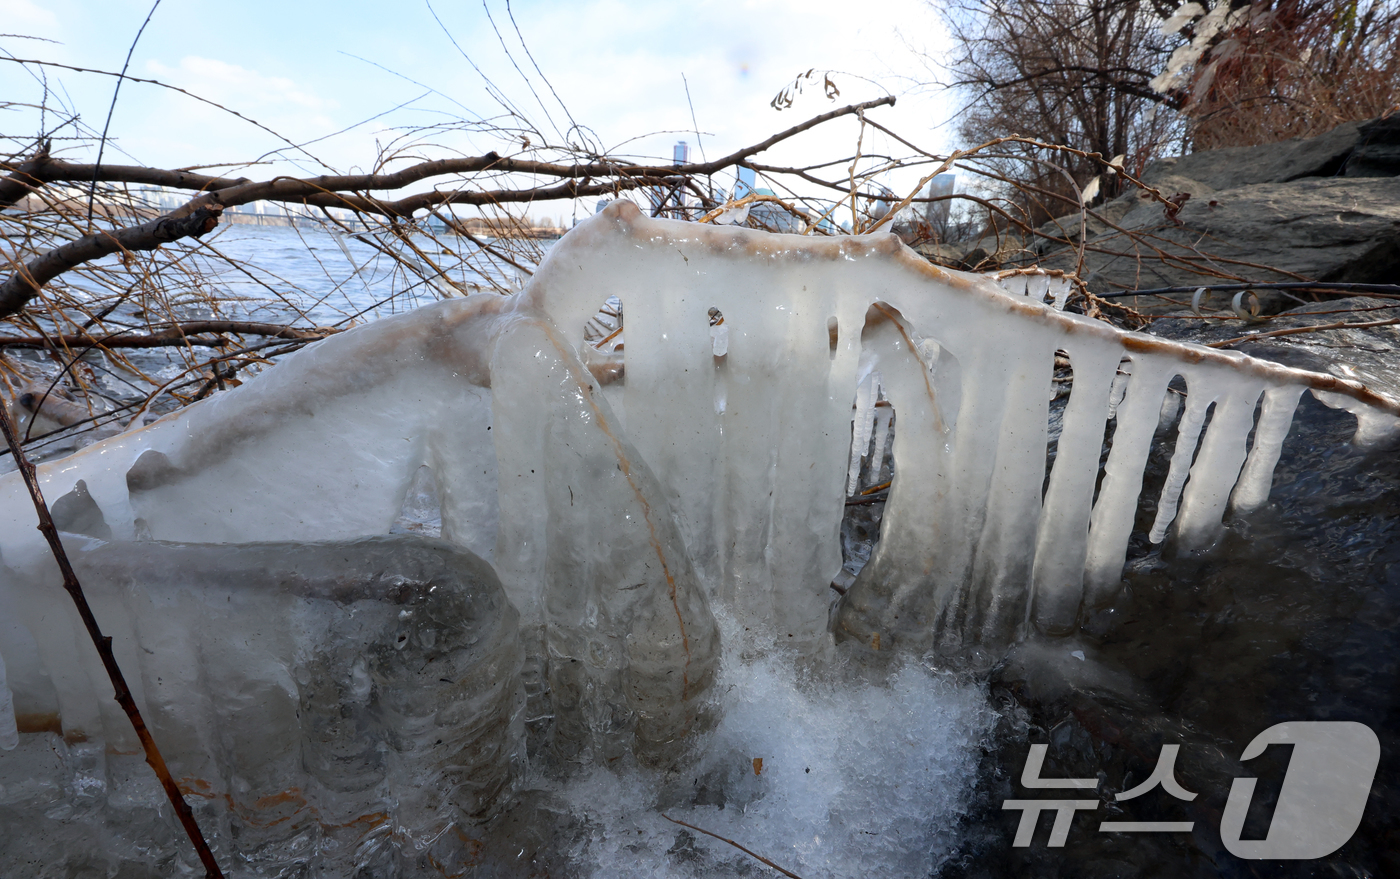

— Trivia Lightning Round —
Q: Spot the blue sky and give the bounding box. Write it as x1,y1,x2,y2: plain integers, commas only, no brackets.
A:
1,0,957,215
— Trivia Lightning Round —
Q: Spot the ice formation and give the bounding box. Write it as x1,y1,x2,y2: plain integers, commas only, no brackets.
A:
2,199,1396,873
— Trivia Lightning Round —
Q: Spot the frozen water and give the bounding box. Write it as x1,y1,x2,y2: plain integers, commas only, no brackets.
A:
0,536,523,876
544,616,995,879
1,200,1396,875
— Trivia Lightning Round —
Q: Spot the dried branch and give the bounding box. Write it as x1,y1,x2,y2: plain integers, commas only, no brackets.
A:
0,403,225,879
0,207,223,317
1208,315,1400,349
660,815,806,879
2,97,896,211
0,97,895,319
0,320,335,349
1096,281,1400,300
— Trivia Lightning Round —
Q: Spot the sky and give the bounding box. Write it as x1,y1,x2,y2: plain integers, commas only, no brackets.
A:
0,0,960,218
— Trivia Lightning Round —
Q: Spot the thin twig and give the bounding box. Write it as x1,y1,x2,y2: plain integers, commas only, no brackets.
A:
1208,315,1400,348
661,814,807,879
0,403,225,879
87,0,163,229
1097,281,1400,300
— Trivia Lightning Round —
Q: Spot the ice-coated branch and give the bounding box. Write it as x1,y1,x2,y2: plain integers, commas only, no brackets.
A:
0,402,225,879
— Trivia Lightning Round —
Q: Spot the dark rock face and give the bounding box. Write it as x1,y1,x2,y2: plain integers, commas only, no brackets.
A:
1036,116,1400,302
1141,114,1400,189
1345,115,1400,179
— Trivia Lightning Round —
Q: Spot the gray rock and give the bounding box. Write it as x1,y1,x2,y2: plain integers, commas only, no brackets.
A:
1141,119,1368,190
913,240,966,267
1031,116,1400,300
1048,176,1400,302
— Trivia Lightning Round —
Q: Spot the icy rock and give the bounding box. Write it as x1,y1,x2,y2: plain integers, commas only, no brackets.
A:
3,202,1396,681
527,202,1396,659
0,535,522,875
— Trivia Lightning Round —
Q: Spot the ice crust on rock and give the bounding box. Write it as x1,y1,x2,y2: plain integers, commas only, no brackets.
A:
1,199,1396,874
526,202,1391,658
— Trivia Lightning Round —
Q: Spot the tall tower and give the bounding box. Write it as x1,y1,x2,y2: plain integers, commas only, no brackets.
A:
924,174,956,237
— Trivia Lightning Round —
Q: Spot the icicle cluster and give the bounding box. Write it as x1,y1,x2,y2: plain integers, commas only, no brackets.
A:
990,270,1073,311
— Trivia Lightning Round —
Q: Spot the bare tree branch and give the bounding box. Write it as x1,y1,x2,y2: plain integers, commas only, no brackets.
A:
0,97,895,318
0,207,222,317
0,320,335,350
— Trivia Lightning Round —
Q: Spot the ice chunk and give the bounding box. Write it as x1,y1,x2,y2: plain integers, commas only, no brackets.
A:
0,536,523,874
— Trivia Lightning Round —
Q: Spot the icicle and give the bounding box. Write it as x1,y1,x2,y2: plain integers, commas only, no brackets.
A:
1175,380,1265,548
869,402,893,487
1027,274,1050,304
0,650,16,751
1231,386,1305,512
847,371,879,496
1148,384,1214,543
1107,360,1133,418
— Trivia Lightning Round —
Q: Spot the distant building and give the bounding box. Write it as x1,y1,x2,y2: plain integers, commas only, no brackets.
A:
646,142,691,218
748,188,801,234
924,174,956,236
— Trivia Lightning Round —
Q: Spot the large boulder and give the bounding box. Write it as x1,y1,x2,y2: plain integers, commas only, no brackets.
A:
1129,112,1400,192
1035,116,1400,306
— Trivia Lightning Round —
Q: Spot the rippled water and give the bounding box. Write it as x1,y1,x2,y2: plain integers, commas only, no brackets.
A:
190,222,532,323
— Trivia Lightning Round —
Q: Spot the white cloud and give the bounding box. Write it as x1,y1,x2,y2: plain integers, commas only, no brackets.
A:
145,56,337,113
0,0,59,33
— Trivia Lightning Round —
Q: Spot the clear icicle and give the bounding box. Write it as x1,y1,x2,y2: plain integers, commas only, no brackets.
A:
847,371,880,496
